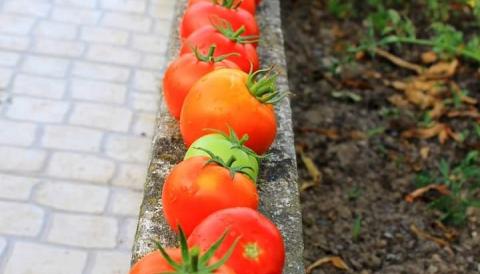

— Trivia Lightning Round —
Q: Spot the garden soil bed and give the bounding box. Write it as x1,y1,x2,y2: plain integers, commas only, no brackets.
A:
281,1,480,273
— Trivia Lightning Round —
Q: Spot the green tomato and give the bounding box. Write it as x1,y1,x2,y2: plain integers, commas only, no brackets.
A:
184,133,260,182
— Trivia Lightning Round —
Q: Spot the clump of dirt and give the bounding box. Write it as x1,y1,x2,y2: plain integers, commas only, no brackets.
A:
281,0,480,273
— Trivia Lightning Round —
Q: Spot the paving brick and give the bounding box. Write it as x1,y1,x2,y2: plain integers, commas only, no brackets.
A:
0,34,30,51
0,146,46,172
72,61,130,82
0,14,35,35
140,54,166,70
91,251,131,274
0,237,6,256
131,92,159,112
47,152,115,184
6,96,69,123
101,0,147,14
35,181,109,213
105,134,151,163
3,0,51,17
102,12,152,32
132,112,156,138
153,19,172,35
55,0,97,8
4,242,87,274
149,4,175,20
0,173,39,200
34,21,78,40
0,201,44,236
22,55,70,77
0,119,37,146
0,68,13,90
80,27,129,45
112,163,146,190
13,74,66,99
33,39,85,57
41,125,103,152
118,218,137,249
110,189,142,216
133,70,158,92
47,213,118,248
69,102,132,132
51,7,101,25
132,34,167,54
71,79,126,104
87,44,141,66
0,51,20,67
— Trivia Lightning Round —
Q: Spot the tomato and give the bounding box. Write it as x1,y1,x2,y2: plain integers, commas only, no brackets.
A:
180,2,259,39
180,68,286,154
163,45,239,119
188,0,256,15
130,227,236,274
180,24,258,73
184,128,260,181
163,156,258,236
188,207,285,274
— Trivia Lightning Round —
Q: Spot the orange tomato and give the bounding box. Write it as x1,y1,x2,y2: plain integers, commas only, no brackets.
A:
180,68,283,154
162,156,258,236
188,0,256,14
163,46,238,119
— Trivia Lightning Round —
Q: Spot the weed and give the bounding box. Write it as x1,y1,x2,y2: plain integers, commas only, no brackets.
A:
415,151,480,226
347,186,362,200
352,215,362,241
327,0,354,19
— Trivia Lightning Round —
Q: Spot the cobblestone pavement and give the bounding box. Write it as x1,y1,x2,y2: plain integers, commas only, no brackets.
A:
0,0,173,273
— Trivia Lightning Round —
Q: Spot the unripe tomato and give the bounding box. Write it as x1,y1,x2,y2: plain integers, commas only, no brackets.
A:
163,45,238,119
180,2,259,39
185,131,260,182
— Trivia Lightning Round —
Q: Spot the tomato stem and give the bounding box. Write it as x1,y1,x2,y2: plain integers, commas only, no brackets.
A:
192,45,240,63
210,17,259,44
246,67,290,105
212,0,242,9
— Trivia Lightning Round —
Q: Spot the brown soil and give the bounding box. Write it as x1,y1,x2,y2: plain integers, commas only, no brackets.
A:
280,1,480,273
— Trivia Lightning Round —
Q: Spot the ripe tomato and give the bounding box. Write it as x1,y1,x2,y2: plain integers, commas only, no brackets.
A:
163,156,258,236
180,68,285,154
184,128,260,181
163,45,238,119
188,207,285,274
180,24,258,73
130,227,236,274
180,2,259,39
188,0,256,15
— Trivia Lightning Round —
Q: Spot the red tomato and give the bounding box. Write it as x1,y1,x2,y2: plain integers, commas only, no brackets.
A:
163,45,239,119
180,25,258,73
188,207,285,274
180,68,285,154
162,156,258,236
188,0,256,14
180,2,259,39
130,227,237,274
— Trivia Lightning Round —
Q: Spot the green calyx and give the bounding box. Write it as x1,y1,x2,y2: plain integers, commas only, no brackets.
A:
218,127,264,162
211,0,242,9
211,18,259,44
194,146,255,180
154,226,238,274
246,67,289,105
193,45,239,63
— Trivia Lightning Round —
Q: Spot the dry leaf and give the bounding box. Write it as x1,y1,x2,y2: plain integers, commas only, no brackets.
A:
448,109,480,119
405,184,450,203
391,80,407,90
423,59,458,79
451,82,478,105
420,147,430,159
410,224,453,254
296,146,322,190
429,101,445,119
433,221,458,241
375,48,424,74
421,51,437,64
388,94,410,107
404,87,436,109
402,123,446,140
306,256,350,273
